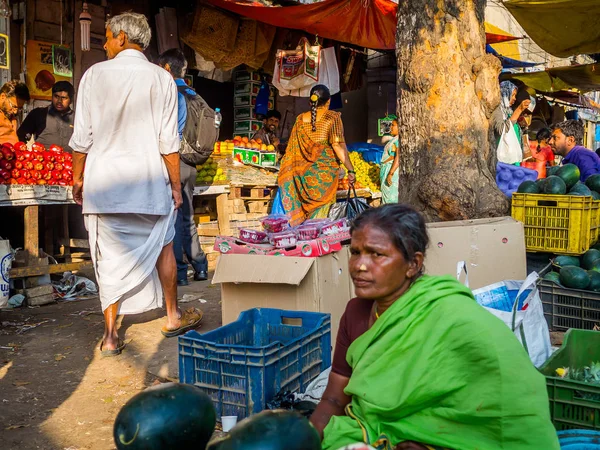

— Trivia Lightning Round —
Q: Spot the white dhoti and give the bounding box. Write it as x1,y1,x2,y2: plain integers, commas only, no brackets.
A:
85,207,175,315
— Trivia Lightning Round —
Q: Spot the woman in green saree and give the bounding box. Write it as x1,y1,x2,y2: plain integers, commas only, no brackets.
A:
310,204,559,450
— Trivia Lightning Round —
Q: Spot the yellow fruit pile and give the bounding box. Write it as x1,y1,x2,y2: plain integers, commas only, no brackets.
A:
342,152,380,192
196,158,227,184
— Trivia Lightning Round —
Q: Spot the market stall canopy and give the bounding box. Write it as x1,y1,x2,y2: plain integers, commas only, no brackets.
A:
486,45,539,69
501,63,600,93
201,0,526,51
504,0,600,58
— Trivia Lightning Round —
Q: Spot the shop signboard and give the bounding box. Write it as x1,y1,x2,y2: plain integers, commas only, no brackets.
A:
26,40,72,100
0,34,9,70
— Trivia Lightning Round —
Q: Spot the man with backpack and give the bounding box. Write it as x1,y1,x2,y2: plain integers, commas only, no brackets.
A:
159,48,213,285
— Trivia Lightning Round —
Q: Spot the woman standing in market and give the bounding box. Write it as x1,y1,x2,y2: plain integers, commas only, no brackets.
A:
278,85,355,226
311,204,560,450
379,117,399,204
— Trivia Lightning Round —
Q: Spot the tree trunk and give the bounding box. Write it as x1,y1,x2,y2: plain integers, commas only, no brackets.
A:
396,0,509,221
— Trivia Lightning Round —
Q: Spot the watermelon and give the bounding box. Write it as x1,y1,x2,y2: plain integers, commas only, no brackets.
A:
592,191,600,201
114,383,216,450
553,255,580,269
588,270,600,292
207,410,321,450
559,265,591,290
588,258,600,272
586,174,600,194
569,182,593,196
517,180,539,194
582,249,600,269
556,164,581,190
535,178,547,191
547,166,561,177
544,271,562,286
543,176,567,195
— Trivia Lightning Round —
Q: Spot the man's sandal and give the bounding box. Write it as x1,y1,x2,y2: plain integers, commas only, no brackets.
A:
161,307,203,338
100,338,126,357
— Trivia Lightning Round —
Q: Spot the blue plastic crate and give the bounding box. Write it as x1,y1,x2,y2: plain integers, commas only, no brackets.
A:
558,430,600,448
178,308,331,419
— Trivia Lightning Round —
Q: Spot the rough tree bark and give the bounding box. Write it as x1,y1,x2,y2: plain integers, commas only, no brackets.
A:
396,0,510,221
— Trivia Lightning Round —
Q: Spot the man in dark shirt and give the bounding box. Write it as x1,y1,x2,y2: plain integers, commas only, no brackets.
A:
550,120,600,181
17,81,75,151
252,109,281,148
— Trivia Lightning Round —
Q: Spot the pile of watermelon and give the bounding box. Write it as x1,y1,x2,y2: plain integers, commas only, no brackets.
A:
517,164,600,199
0,141,73,186
544,248,600,291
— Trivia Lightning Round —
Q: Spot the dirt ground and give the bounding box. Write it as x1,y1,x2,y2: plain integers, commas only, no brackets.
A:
0,275,222,450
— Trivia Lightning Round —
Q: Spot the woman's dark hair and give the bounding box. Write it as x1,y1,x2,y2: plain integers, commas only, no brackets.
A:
309,84,331,132
536,128,551,142
514,88,531,107
351,204,429,262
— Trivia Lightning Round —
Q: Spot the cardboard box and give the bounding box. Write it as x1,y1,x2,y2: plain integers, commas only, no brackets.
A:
425,217,526,290
212,248,353,340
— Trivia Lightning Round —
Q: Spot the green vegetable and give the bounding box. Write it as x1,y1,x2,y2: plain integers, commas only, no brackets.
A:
556,163,581,190
517,180,539,194
582,249,600,270
113,383,216,450
553,255,580,269
207,410,321,450
543,176,567,195
559,265,591,290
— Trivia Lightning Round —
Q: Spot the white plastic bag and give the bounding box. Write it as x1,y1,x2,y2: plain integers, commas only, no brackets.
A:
0,238,12,308
497,123,523,164
274,47,340,97
471,271,552,368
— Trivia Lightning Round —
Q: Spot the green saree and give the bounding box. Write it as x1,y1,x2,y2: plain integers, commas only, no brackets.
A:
322,275,559,450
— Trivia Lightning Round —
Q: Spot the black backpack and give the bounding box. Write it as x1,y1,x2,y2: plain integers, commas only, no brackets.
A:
177,85,219,166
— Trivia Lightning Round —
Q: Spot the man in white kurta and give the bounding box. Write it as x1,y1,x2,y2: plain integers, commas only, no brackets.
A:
70,12,202,355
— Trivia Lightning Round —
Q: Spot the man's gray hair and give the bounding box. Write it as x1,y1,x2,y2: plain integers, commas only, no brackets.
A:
106,12,151,50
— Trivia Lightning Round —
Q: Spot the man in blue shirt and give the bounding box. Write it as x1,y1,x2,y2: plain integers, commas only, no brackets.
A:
550,120,600,181
159,48,208,285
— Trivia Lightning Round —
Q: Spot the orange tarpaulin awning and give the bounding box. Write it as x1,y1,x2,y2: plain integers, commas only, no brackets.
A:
201,0,520,51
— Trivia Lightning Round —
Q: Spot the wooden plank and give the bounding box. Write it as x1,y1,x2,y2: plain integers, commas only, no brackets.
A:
44,207,55,256
9,260,93,278
216,193,231,236
59,238,90,249
60,205,71,263
24,205,40,261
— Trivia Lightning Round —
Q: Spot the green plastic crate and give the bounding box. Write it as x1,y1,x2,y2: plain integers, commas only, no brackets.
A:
539,329,600,430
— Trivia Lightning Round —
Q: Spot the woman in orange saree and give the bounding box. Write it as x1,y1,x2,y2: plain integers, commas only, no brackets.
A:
278,85,356,227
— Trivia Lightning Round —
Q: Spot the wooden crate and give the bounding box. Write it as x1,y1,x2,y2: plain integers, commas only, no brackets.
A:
229,185,276,200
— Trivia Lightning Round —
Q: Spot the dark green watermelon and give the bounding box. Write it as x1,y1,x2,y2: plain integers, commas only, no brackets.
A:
588,271,600,292
536,178,547,191
569,182,593,196
544,271,562,286
588,258,600,272
592,191,600,201
559,265,591,290
556,164,581,190
554,255,581,269
582,249,600,269
543,176,567,195
586,174,600,194
547,166,561,177
207,410,320,450
114,383,216,450
517,180,539,194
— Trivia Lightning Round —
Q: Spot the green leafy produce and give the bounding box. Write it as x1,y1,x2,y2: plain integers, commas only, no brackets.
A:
559,265,590,290
556,163,581,190
517,180,539,194
113,383,216,450
582,249,600,269
543,176,567,195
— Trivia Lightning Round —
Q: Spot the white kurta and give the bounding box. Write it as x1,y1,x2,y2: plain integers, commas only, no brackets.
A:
70,49,180,314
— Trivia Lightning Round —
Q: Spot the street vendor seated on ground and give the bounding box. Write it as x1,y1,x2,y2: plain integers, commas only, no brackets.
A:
252,109,281,151
0,81,23,145
18,81,75,151
550,119,600,181
310,204,560,450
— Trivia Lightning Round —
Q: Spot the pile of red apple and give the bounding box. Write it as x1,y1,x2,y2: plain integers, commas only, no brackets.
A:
0,142,73,186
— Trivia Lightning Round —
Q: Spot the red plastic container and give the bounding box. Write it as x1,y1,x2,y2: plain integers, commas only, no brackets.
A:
322,218,348,236
239,228,268,244
269,231,297,248
295,225,321,241
260,215,290,233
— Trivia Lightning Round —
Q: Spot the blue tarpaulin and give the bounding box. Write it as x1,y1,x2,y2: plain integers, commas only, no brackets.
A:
486,45,540,69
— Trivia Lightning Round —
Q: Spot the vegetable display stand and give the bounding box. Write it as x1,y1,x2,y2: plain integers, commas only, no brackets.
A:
539,329,600,431
178,308,331,419
511,193,594,255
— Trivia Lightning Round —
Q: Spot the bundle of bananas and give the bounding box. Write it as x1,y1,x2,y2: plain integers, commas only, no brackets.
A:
339,152,380,192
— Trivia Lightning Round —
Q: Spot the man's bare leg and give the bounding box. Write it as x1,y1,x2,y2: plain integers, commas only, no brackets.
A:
156,242,181,330
102,303,120,350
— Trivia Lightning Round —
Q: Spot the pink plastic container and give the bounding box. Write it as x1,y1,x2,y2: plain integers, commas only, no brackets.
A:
269,231,297,248
260,215,290,233
239,228,268,244
295,224,322,241
321,218,348,236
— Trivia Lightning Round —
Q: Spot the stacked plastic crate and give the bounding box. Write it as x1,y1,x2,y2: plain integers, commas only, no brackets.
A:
233,70,275,139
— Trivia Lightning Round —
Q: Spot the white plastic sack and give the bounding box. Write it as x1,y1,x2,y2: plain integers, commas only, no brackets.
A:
497,122,523,164
471,271,552,368
0,239,12,308
295,367,330,403
274,47,340,97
